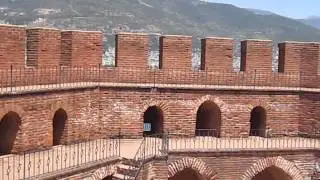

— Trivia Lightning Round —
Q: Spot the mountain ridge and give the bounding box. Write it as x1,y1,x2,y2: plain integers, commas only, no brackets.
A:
299,17,320,30
0,0,320,42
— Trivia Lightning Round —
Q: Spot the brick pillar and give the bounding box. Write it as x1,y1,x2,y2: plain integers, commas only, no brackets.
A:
26,28,61,67
279,42,319,87
159,35,192,70
61,30,103,67
240,40,273,72
115,33,149,68
201,37,233,71
0,25,26,69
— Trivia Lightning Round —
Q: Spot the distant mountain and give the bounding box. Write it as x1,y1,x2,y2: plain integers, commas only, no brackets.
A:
246,8,276,16
299,17,320,30
0,0,320,43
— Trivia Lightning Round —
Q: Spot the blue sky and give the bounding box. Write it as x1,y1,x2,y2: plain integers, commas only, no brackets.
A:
208,0,319,19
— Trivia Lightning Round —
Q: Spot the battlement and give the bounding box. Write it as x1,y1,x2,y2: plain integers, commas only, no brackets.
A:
0,24,319,88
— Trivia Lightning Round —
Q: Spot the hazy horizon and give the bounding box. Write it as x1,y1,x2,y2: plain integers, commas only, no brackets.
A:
207,0,319,19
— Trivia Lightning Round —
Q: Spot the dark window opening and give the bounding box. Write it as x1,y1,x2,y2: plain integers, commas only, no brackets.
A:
250,106,267,137
53,108,67,146
143,106,164,136
0,111,21,155
169,168,206,180
195,101,221,137
252,166,292,180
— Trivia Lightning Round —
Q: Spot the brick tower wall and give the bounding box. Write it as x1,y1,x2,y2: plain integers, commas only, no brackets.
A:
26,28,61,67
240,40,273,73
201,37,234,71
0,25,26,69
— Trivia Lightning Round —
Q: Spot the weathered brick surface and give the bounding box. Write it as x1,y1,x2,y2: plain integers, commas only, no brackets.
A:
115,33,149,69
201,37,234,71
278,42,320,88
240,40,273,72
159,35,192,70
0,87,310,153
0,25,26,69
26,28,61,67
61,30,103,66
299,93,320,135
166,151,318,180
0,89,101,152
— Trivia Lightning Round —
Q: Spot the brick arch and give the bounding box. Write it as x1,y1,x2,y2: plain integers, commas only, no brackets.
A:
0,104,26,119
193,96,226,136
241,156,304,180
194,96,226,115
142,100,169,116
141,100,168,134
50,101,71,119
168,157,217,180
88,165,117,180
247,101,272,112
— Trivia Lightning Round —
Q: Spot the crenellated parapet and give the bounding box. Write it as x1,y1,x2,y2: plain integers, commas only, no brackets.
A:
115,33,149,69
159,35,193,70
0,24,26,69
240,39,273,73
201,37,234,71
0,24,319,88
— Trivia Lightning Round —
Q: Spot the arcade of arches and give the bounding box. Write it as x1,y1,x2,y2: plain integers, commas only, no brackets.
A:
0,111,21,155
53,108,68,146
250,106,267,137
168,166,293,180
195,101,221,137
143,106,164,135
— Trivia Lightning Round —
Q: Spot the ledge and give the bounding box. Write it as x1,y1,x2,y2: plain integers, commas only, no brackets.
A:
0,82,319,96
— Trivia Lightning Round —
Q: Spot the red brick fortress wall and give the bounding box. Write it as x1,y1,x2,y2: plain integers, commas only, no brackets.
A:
0,88,305,153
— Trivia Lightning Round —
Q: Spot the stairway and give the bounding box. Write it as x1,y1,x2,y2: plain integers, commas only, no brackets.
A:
113,159,141,180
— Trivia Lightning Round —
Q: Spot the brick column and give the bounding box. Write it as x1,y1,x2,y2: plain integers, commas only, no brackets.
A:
26,28,61,67
278,41,319,87
115,33,149,68
159,35,192,70
0,24,26,69
61,30,103,67
240,39,273,72
201,37,233,71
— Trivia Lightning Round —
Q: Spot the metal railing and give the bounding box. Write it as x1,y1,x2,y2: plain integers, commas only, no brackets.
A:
167,129,320,152
0,66,319,94
0,130,319,180
0,137,120,180
128,134,164,180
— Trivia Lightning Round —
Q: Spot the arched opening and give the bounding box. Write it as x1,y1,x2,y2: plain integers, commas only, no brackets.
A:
250,106,266,137
0,111,21,155
102,176,113,180
53,108,67,146
252,166,292,180
169,168,206,180
196,101,221,137
143,106,164,136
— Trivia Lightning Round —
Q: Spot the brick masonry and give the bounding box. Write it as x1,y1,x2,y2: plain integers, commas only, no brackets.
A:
0,88,318,153
159,35,192,70
115,33,149,69
0,25,319,179
240,40,273,73
26,28,61,67
163,150,319,180
61,30,103,66
201,37,234,71
0,25,26,69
